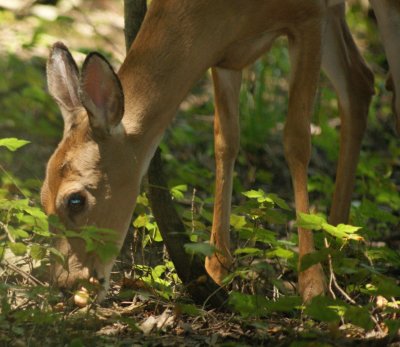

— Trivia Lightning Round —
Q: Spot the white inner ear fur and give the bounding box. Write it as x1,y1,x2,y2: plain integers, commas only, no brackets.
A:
80,58,123,134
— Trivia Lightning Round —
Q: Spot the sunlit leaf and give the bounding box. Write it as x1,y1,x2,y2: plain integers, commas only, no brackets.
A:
170,184,187,200
234,247,262,256
321,223,363,241
230,214,247,229
266,247,294,259
134,214,150,228
0,138,30,151
30,244,47,260
151,226,163,242
8,241,27,256
297,213,325,230
8,226,29,240
242,189,267,200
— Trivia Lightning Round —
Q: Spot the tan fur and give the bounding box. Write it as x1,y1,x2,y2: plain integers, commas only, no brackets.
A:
43,0,399,302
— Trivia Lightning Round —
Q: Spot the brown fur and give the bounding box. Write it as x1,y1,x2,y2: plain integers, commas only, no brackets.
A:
43,0,400,302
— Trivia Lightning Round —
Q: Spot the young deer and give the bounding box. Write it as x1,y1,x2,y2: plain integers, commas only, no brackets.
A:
42,0,399,302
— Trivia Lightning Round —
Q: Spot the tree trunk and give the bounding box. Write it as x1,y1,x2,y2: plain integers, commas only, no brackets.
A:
124,0,147,51
123,0,227,309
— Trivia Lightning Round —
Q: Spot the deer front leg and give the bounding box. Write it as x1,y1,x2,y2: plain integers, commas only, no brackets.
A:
284,22,326,301
322,4,374,225
369,0,400,134
205,67,242,285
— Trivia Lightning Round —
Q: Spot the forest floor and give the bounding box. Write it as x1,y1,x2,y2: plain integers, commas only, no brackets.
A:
3,281,397,347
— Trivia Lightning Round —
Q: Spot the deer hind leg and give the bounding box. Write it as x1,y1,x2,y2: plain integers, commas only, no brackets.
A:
322,4,374,225
369,0,400,134
284,20,327,302
205,67,241,285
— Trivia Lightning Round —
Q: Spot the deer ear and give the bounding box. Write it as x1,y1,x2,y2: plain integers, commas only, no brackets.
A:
47,42,82,129
79,53,124,136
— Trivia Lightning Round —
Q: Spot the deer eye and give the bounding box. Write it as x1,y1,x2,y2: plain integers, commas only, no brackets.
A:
67,193,86,213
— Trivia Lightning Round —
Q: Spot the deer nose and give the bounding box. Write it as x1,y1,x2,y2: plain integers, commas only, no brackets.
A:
89,272,105,286
89,277,105,285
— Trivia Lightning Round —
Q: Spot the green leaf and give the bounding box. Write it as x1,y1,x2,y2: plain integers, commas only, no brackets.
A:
264,296,303,312
242,189,267,200
8,226,29,240
385,319,400,338
336,224,361,234
152,264,166,279
238,228,277,245
94,242,120,262
372,275,400,297
320,222,363,241
305,296,346,323
336,224,363,241
0,138,30,151
297,213,325,230
184,242,216,257
175,303,202,316
170,184,187,200
299,248,331,272
133,214,150,228
151,226,163,242
264,209,288,224
48,247,65,264
230,214,247,229
266,193,291,211
234,247,262,256
359,199,398,224
229,291,268,318
266,247,294,259
8,242,27,256
366,247,400,266
24,205,47,220
68,338,85,347
30,244,47,260
345,306,374,330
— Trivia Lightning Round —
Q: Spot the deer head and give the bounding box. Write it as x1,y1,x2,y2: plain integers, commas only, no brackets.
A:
42,42,141,299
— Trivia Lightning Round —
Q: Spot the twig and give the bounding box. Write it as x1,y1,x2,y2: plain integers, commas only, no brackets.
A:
0,221,15,242
324,236,383,333
0,164,27,198
370,313,385,335
201,281,229,311
324,237,356,304
324,237,336,299
191,188,197,234
72,5,125,62
3,259,45,286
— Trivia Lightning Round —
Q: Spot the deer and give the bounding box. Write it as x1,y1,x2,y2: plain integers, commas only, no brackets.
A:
41,0,400,303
